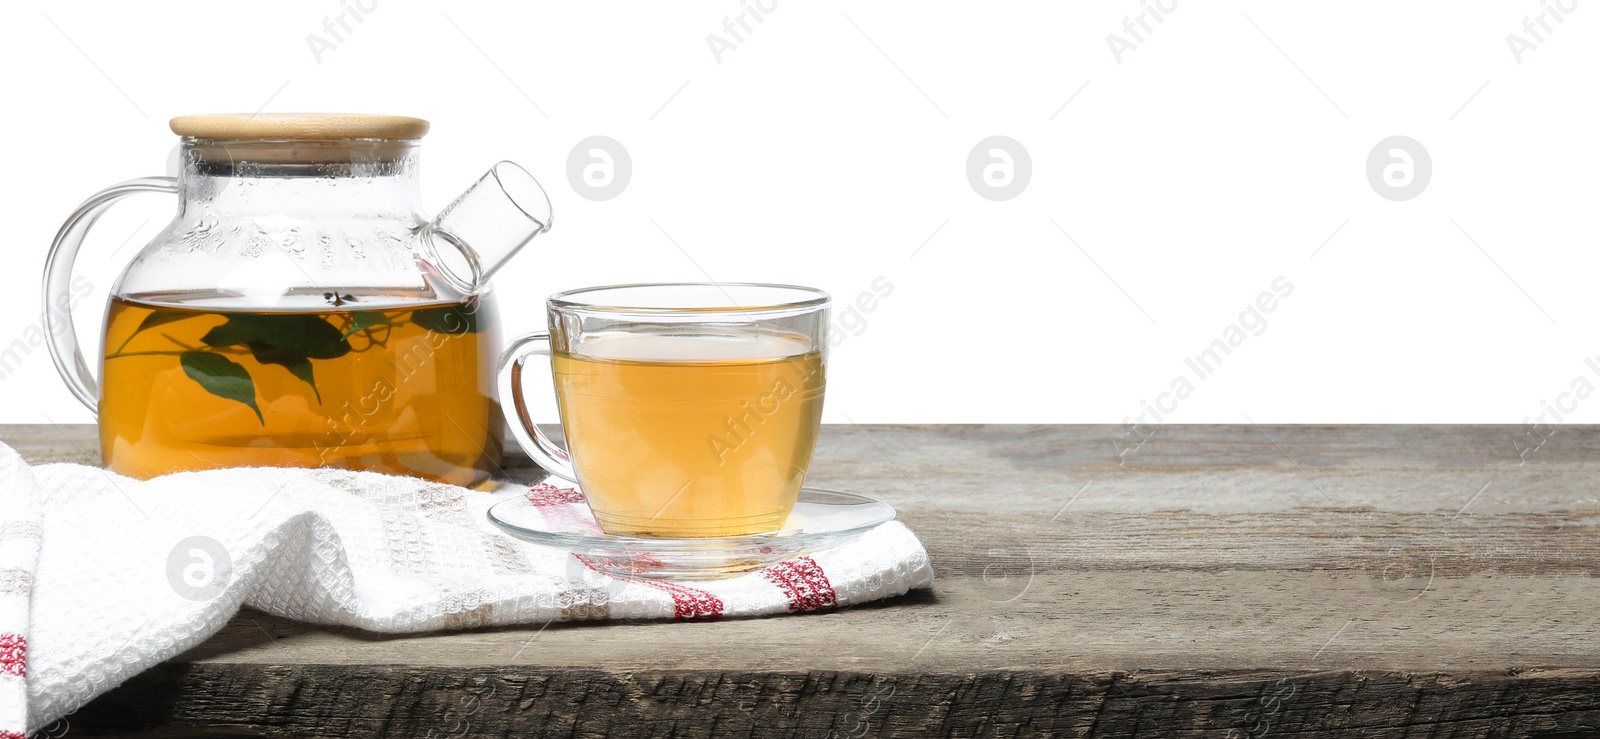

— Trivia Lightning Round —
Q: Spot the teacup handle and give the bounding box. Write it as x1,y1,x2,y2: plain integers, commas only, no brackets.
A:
497,332,578,481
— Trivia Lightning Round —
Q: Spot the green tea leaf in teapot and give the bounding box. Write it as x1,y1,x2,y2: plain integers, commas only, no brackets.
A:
200,315,352,359
341,311,396,340
411,302,481,335
198,319,253,348
247,341,321,404
179,351,264,425
113,310,197,352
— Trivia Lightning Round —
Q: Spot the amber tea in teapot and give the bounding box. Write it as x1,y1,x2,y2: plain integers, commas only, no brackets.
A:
101,291,499,487
44,114,552,487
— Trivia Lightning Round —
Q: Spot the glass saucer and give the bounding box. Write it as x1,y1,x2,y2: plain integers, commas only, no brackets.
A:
486,487,895,580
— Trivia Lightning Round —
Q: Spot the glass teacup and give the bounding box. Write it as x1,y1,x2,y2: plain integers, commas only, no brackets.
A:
498,283,829,537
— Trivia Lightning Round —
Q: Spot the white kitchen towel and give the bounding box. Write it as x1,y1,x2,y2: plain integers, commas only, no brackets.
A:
0,443,933,736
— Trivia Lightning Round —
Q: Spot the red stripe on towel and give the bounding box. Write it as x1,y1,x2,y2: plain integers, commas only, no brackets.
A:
762,557,838,612
0,633,25,677
574,554,725,619
525,483,601,534
525,482,586,506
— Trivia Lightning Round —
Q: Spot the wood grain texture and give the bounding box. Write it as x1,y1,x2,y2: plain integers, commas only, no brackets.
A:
168,113,430,140
6,424,1600,738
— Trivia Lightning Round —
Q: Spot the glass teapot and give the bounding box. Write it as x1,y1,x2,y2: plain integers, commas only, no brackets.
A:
42,113,552,488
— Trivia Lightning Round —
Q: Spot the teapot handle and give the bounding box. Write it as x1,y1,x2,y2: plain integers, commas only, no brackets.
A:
42,177,179,412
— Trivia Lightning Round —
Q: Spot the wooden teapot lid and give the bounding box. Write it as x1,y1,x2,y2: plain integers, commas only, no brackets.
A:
169,113,430,140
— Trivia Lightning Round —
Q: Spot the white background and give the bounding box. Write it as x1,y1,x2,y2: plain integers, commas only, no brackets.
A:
1,1,1595,426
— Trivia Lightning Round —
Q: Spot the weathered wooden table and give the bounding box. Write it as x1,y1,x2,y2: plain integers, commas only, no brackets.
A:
6,424,1600,737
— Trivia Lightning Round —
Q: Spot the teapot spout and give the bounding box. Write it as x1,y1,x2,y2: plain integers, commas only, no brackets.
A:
423,161,552,294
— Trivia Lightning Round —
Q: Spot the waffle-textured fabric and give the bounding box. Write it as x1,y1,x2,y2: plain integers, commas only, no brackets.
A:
0,443,933,735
